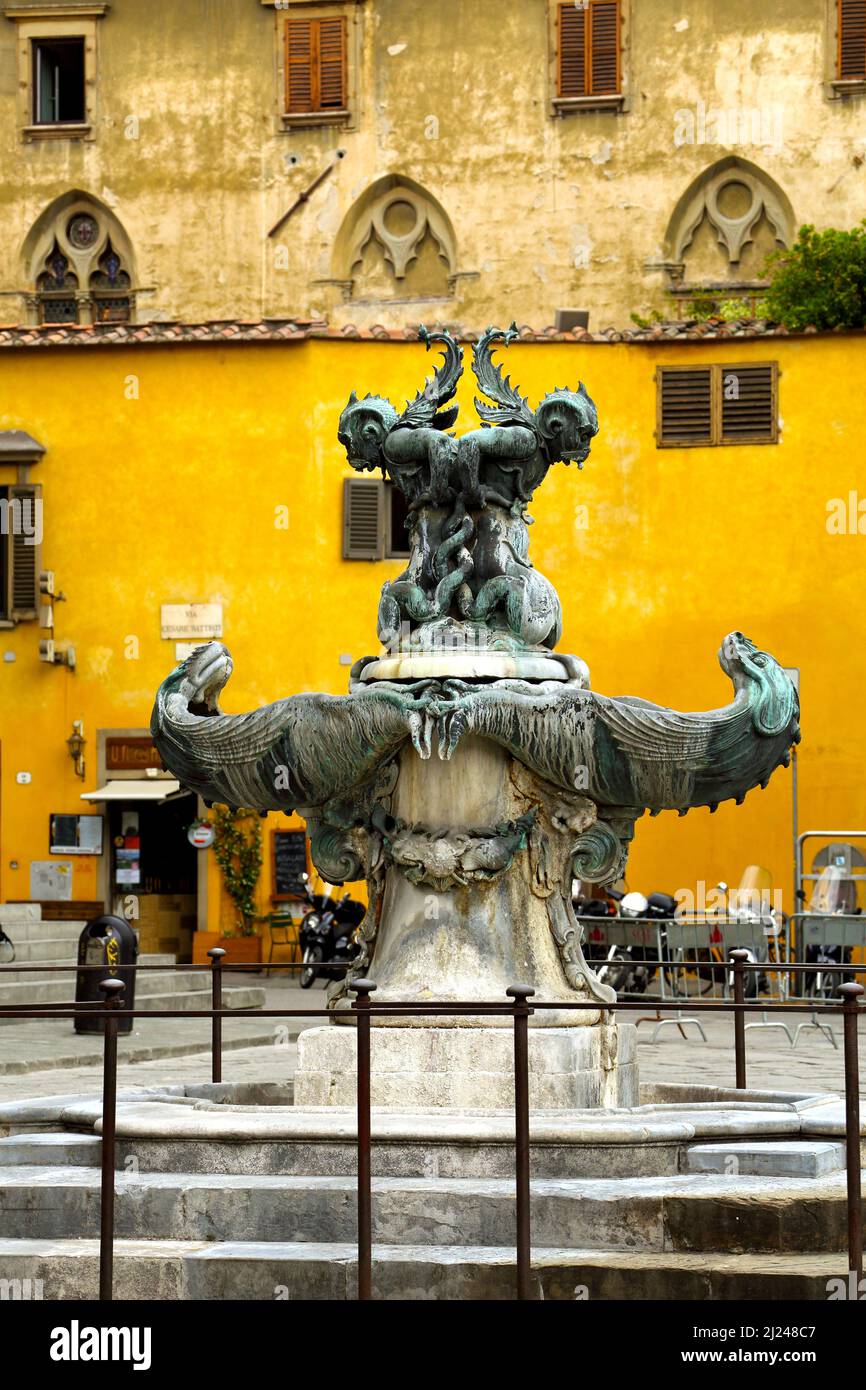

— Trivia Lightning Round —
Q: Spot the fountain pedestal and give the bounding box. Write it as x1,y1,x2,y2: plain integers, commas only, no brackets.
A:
296,733,639,1109
294,1020,637,1109
151,323,798,1120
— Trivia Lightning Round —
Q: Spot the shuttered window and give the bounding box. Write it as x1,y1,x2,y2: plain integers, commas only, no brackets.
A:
343,477,383,560
657,364,778,447
558,1,620,98
285,16,347,114
1,483,42,621
839,0,866,79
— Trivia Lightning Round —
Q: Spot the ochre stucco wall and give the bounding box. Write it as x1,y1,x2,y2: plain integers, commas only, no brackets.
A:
0,332,863,923
0,0,864,330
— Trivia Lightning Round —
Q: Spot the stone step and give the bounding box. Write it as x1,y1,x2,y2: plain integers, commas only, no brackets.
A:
3,921,88,943
687,1140,846,1179
0,1024,284,1077
0,970,209,1004
0,1237,851,1301
0,1134,102,1166
0,1166,855,1255
0,950,176,973
3,938,87,964
0,904,42,928
0,983,264,1023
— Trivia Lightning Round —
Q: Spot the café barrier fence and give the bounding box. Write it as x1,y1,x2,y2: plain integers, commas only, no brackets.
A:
0,951,863,1302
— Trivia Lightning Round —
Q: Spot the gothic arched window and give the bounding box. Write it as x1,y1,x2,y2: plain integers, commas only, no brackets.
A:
89,241,132,323
25,197,136,326
334,177,458,302
35,241,79,323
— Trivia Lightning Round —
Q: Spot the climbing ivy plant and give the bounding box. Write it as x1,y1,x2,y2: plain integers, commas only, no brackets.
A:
212,805,263,937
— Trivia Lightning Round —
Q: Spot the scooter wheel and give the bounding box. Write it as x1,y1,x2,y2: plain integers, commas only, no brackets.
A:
300,947,321,989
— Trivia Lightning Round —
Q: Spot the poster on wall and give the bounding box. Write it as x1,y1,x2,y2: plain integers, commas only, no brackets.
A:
30,861,73,901
49,814,104,856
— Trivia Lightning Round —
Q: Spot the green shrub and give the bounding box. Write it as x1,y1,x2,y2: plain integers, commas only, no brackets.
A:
763,223,866,331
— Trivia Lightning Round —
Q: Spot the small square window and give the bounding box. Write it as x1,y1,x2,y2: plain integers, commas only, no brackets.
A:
33,37,86,125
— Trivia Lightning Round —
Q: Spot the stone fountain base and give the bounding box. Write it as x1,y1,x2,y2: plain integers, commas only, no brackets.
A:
294,1022,638,1110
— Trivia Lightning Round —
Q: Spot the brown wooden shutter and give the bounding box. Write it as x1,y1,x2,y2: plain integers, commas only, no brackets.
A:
317,17,346,110
9,482,41,620
558,3,620,97
657,368,713,446
839,0,866,78
720,364,777,444
589,2,619,94
558,4,586,97
286,20,314,112
285,16,346,113
343,478,383,560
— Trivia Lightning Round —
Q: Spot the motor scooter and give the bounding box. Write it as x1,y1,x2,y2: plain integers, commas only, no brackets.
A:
297,874,365,989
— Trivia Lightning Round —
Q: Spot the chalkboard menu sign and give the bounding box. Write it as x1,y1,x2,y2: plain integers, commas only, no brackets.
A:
272,829,308,900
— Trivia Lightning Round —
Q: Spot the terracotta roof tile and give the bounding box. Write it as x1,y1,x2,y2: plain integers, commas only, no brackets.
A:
0,316,861,351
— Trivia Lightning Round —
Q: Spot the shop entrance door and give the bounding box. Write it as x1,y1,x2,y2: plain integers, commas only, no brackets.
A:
110,793,197,960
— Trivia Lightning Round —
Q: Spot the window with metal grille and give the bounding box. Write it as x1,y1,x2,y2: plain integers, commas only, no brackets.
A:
657,364,778,447
285,16,347,114
557,1,620,98
839,0,866,79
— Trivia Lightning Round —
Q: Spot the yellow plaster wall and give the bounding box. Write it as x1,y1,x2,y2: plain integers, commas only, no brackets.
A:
0,332,863,921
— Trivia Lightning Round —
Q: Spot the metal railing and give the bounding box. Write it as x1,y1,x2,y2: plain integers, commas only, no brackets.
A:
0,952,862,1302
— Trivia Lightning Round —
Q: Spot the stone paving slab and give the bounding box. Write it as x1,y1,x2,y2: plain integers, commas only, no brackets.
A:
0,1004,862,1106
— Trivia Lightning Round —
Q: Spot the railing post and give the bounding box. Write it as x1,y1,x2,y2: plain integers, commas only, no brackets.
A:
730,949,749,1089
507,983,535,1301
98,977,124,1302
840,982,863,1284
207,947,226,1084
351,977,376,1301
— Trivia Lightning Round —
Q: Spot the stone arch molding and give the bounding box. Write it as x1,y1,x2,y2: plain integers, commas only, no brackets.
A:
664,158,795,269
334,176,457,290
21,190,137,314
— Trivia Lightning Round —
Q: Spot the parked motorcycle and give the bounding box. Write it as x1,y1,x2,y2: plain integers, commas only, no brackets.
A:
298,874,365,989
574,880,675,994
674,867,783,998
722,866,783,999
800,864,859,1000
612,890,677,993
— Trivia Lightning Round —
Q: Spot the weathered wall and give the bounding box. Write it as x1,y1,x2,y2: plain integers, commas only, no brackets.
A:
0,332,863,921
0,0,864,330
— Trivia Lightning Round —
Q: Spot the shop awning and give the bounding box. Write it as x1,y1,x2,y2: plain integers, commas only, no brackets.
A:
81,779,182,803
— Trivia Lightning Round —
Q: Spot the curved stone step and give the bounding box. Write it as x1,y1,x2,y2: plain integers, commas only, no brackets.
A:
0,1166,856,1255
0,1237,852,1301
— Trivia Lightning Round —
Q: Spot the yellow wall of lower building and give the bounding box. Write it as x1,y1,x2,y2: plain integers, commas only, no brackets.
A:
0,332,863,923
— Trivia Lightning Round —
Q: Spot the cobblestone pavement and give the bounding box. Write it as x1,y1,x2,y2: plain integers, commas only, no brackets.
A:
0,975,862,1103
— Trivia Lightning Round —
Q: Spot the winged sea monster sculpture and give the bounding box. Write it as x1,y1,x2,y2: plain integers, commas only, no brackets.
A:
152,325,800,1020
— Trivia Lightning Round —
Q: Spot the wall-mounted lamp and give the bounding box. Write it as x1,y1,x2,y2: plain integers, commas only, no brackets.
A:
66,720,85,780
